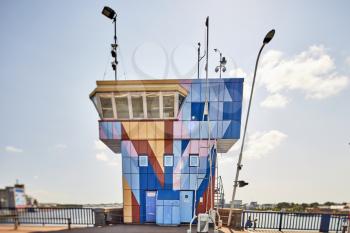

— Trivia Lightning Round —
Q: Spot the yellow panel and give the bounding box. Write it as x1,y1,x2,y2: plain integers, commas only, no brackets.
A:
123,177,132,206
155,140,164,171
155,121,164,139
138,122,147,140
123,205,132,218
123,216,132,223
129,122,139,140
148,140,156,156
147,122,156,139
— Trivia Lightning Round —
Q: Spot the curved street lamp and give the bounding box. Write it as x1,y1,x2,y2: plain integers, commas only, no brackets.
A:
227,29,275,226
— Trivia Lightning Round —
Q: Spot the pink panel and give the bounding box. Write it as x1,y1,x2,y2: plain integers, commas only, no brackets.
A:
190,140,199,154
173,173,181,190
181,122,189,138
173,121,182,138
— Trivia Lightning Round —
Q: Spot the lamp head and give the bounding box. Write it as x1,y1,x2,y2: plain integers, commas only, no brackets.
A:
263,29,275,44
102,6,116,20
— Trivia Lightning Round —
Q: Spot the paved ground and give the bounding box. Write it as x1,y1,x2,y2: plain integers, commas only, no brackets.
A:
0,225,321,233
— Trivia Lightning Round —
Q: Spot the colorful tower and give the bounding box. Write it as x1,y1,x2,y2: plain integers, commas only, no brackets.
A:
90,78,243,224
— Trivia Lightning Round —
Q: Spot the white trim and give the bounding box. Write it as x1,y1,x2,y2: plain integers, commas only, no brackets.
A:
127,93,133,119
111,92,118,119
174,92,179,118
142,92,147,119
159,92,164,119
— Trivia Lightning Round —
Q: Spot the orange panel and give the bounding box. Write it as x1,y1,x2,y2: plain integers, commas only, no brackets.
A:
129,122,139,140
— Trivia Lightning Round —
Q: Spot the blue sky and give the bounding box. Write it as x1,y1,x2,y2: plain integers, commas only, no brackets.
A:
0,0,349,204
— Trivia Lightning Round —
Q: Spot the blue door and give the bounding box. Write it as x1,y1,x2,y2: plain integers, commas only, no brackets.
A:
180,191,193,223
146,191,156,222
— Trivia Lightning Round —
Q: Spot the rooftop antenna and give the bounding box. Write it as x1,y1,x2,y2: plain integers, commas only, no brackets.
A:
102,6,118,80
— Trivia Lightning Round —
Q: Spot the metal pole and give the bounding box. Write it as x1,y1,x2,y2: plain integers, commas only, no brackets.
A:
198,43,200,79
219,53,222,79
227,43,265,226
113,18,117,81
205,17,209,81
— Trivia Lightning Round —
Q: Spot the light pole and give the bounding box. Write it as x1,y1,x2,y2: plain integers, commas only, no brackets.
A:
227,29,275,226
102,6,118,81
214,49,227,78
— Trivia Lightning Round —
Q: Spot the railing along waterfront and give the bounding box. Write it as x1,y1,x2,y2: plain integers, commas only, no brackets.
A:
243,210,349,231
0,208,94,226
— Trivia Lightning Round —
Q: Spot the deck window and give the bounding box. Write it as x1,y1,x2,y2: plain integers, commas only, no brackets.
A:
100,97,114,118
163,94,175,118
131,95,144,118
146,94,160,118
189,154,199,167
115,94,129,119
138,155,148,167
164,155,174,167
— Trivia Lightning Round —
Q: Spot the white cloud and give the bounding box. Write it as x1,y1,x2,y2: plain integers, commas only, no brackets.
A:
345,56,350,67
230,68,251,101
96,152,109,161
94,140,108,151
259,45,349,99
244,130,287,159
260,93,289,108
5,146,23,153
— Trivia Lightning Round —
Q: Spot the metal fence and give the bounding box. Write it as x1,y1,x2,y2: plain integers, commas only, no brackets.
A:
243,211,349,232
0,208,94,226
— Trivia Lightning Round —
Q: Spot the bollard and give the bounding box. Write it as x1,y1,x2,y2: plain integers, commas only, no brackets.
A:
14,217,18,230
68,218,71,230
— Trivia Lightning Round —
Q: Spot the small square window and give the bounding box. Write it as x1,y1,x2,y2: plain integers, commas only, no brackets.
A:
164,155,174,167
189,154,199,167
138,155,148,167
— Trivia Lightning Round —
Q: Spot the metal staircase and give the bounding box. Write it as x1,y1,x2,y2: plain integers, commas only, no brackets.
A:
214,175,225,208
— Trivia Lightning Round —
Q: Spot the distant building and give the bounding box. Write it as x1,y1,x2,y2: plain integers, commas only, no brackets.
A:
247,201,258,210
260,203,276,210
0,183,34,208
233,200,243,208
0,184,25,208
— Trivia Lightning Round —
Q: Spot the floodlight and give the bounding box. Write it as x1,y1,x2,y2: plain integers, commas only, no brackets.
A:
102,6,116,20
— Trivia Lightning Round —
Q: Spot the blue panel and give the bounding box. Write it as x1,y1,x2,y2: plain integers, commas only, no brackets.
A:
164,171,173,190
222,102,233,120
180,174,190,189
210,121,218,139
122,157,131,174
200,82,207,102
181,157,189,174
191,102,204,121
217,121,223,138
130,157,139,174
198,157,207,173
172,205,180,225
209,101,218,120
232,102,242,121
156,199,164,206
190,121,200,138
218,102,223,120
173,140,181,156
181,140,190,155
233,82,243,101
224,80,235,101
156,205,163,225
218,82,225,101
180,191,193,223
181,102,191,120
148,174,156,190
189,174,198,190
131,173,140,189
146,191,157,222
209,83,219,101
139,173,147,190
191,84,200,102
164,205,172,224
223,121,241,139
200,121,209,139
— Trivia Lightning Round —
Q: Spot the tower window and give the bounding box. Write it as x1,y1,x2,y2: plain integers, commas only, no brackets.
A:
189,154,199,167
